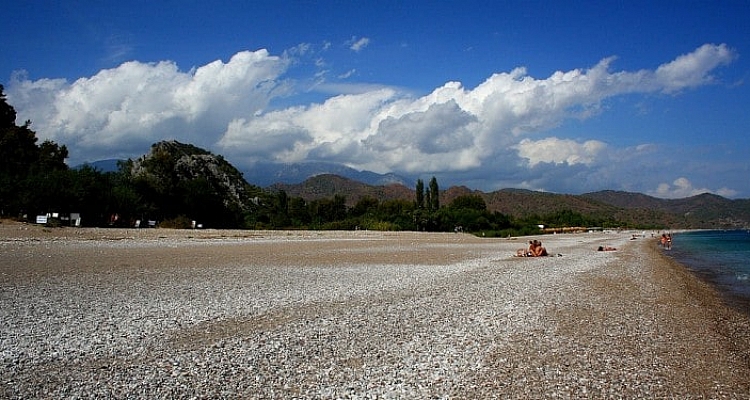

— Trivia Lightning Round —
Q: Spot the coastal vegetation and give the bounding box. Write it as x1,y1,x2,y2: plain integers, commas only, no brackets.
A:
2,85,748,233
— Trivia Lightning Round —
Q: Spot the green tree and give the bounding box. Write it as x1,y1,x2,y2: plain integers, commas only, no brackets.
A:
0,124,38,177
310,195,347,225
181,178,219,225
415,179,425,209
376,199,416,230
350,196,379,217
287,196,310,226
269,190,291,228
70,167,140,227
0,87,70,218
428,176,439,211
448,194,487,211
35,140,68,172
0,85,16,129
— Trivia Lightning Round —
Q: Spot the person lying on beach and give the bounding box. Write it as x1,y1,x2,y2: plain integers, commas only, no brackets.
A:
597,246,617,251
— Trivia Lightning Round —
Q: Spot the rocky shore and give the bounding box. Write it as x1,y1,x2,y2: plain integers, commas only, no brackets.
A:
1,223,749,398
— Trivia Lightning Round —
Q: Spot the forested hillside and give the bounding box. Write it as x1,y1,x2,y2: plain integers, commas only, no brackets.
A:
274,175,749,229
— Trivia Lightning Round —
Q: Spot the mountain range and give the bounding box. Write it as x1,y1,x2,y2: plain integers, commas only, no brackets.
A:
77,153,750,229
273,175,750,229
78,159,412,187
242,161,412,187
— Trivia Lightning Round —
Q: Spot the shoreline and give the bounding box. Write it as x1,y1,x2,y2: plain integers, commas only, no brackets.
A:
657,230,750,319
667,252,750,318
2,224,750,397
646,239,750,381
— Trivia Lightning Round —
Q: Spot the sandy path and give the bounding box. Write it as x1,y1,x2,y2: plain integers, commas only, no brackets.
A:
1,223,749,398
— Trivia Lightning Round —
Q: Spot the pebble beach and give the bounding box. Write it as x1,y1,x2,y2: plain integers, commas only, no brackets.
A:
2,223,749,398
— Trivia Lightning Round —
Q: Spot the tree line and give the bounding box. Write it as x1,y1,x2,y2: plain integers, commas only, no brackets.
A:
1,85,626,235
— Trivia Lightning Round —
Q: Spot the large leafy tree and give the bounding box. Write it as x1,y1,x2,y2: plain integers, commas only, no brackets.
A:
0,85,69,217
448,194,487,211
309,194,347,226
0,85,16,129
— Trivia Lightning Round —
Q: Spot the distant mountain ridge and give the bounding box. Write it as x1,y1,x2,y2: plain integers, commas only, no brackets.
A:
75,159,121,172
270,174,414,205
275,175,750,229
582,190,750,228
77,159,412,187
76,151,750,228
241,161,412,187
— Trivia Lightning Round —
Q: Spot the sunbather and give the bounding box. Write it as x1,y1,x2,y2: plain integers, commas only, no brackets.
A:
516,240,533,257
532,240,548,256
516,240,548,257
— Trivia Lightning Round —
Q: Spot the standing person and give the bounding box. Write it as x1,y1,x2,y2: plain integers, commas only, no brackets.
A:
666,234,672,250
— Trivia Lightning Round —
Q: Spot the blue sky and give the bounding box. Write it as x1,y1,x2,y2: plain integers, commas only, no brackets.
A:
2,1,749,198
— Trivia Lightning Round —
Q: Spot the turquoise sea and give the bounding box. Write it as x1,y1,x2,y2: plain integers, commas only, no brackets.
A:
664,230,750,314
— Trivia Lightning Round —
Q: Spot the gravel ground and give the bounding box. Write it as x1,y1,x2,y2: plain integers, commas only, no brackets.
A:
1,223,749,398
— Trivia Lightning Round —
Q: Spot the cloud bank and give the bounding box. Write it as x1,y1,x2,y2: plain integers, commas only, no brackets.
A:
7,44,738,197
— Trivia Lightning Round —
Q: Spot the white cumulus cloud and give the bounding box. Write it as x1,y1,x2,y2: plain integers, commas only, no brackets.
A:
9,50,289,161
515,138,607,167
6,43,738,195
650,177,737,199
654,43,736,93
217,88,399,165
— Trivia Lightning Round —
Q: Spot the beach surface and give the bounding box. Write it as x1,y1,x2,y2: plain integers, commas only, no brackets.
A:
1,223,749,398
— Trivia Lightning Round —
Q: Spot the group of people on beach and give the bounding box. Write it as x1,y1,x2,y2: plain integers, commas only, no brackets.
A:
516,240,548,257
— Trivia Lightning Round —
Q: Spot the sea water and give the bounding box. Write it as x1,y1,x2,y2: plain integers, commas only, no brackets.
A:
665,230,750,313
